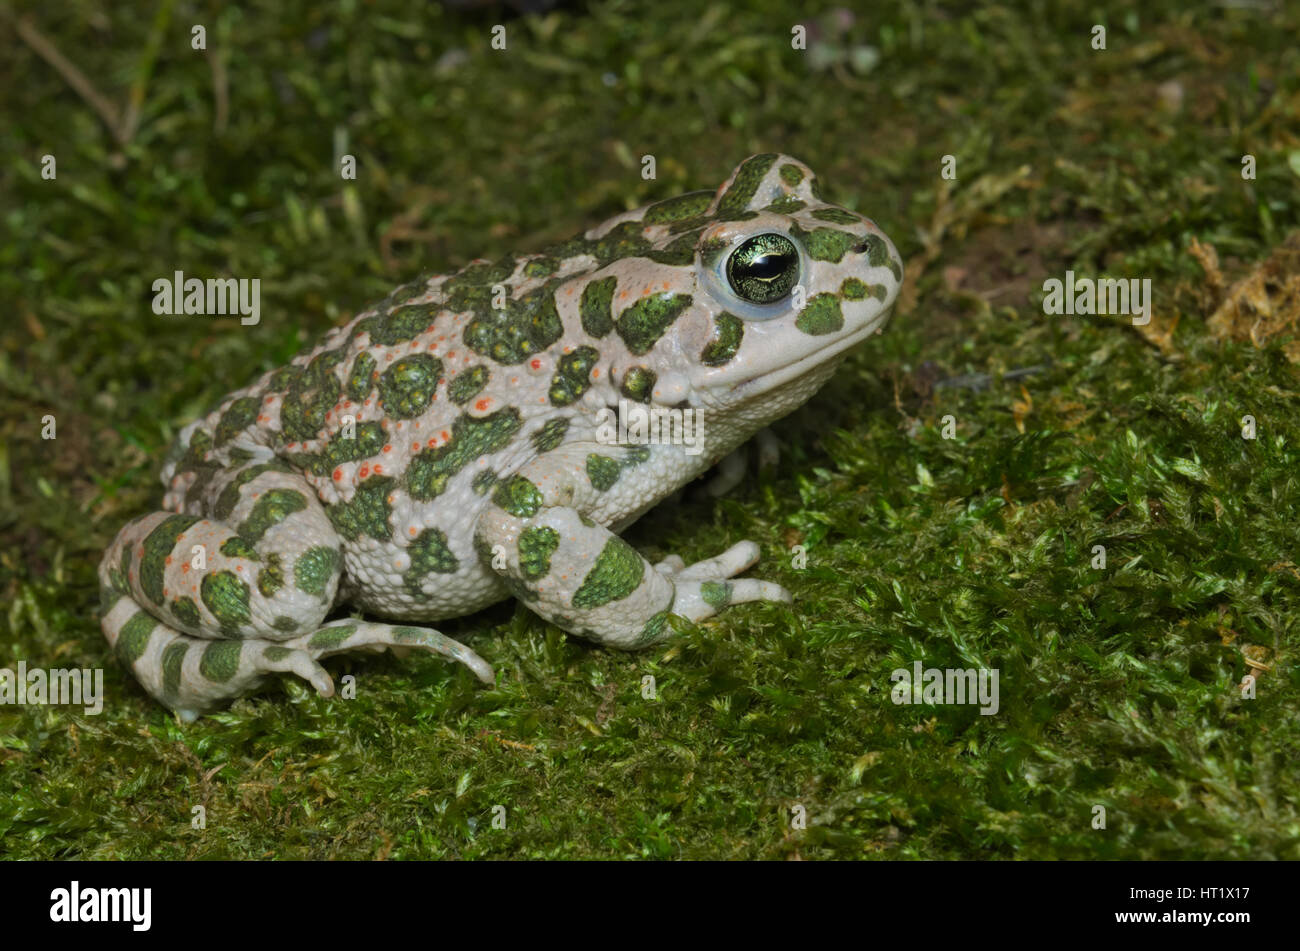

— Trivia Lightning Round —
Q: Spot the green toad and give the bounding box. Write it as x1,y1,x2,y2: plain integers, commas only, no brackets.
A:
98,154,903,720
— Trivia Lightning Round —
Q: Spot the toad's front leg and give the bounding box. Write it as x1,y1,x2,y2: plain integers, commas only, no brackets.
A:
473,445,791,650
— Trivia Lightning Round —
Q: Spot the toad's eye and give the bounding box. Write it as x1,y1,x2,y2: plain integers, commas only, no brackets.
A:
726,234,800,304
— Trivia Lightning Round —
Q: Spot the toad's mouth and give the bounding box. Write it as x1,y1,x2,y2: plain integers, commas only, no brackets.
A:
731,305,894,395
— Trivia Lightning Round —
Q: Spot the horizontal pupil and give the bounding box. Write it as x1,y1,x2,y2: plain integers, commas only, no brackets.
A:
726,234,797,303
745,253,792,279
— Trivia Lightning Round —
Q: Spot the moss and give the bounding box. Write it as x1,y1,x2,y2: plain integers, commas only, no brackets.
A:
5,0,1300,863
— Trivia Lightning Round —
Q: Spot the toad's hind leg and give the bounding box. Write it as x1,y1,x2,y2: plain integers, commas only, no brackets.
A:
99,464,494,717
98,594,336,722
98,465,347,716
283,620,495,685
98,599,493,722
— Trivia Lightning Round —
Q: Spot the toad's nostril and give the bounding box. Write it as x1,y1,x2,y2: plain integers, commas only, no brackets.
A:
852,242,869,254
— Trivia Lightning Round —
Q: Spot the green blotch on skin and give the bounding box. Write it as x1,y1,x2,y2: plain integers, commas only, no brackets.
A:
471,469,498,495
859,233,903,280
272,616,299,633
790,223,859,263
238,488,308,544
172,427,213,475
644,190,713,224
716,153,779,219
549,346,599,406
219,535,259,561
295,545,340,598
200,570,251,635
299,421,387,478
448,365,489,405
463,284,564,365
634,610,671,646
380,278,429,311
779,163,805,186
840,277,869,300
361,302,437,347
327,476,395,541
346,352,377,402
615,293,693,355
581,220,653,266
620,366,656,403
701,312,744,367
572,537,645,609
524,256,560,278
812,207,861,225
518,526,561,580
263,645,293,662
213,460,294,521
645,231,698,267
404,528,459,599
406,408,521,501
99,590,122,617
440,260,516,313
279,348,345,441
858,232,889,266
531,418,570,453
580,276,617,339
493,476,543,518
840,279,888,303
796,294,844,335
587,454,623,491
700,580,732,609
258,553,285,597
140,514,201,606
623,445,652,466
764,196,806,214
199,640,242,682
170,597,201,630
308,624,357,651
267,365,300,393
161,641,189,699
379,353,442,419
214,397,260,446
116,612,157,666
